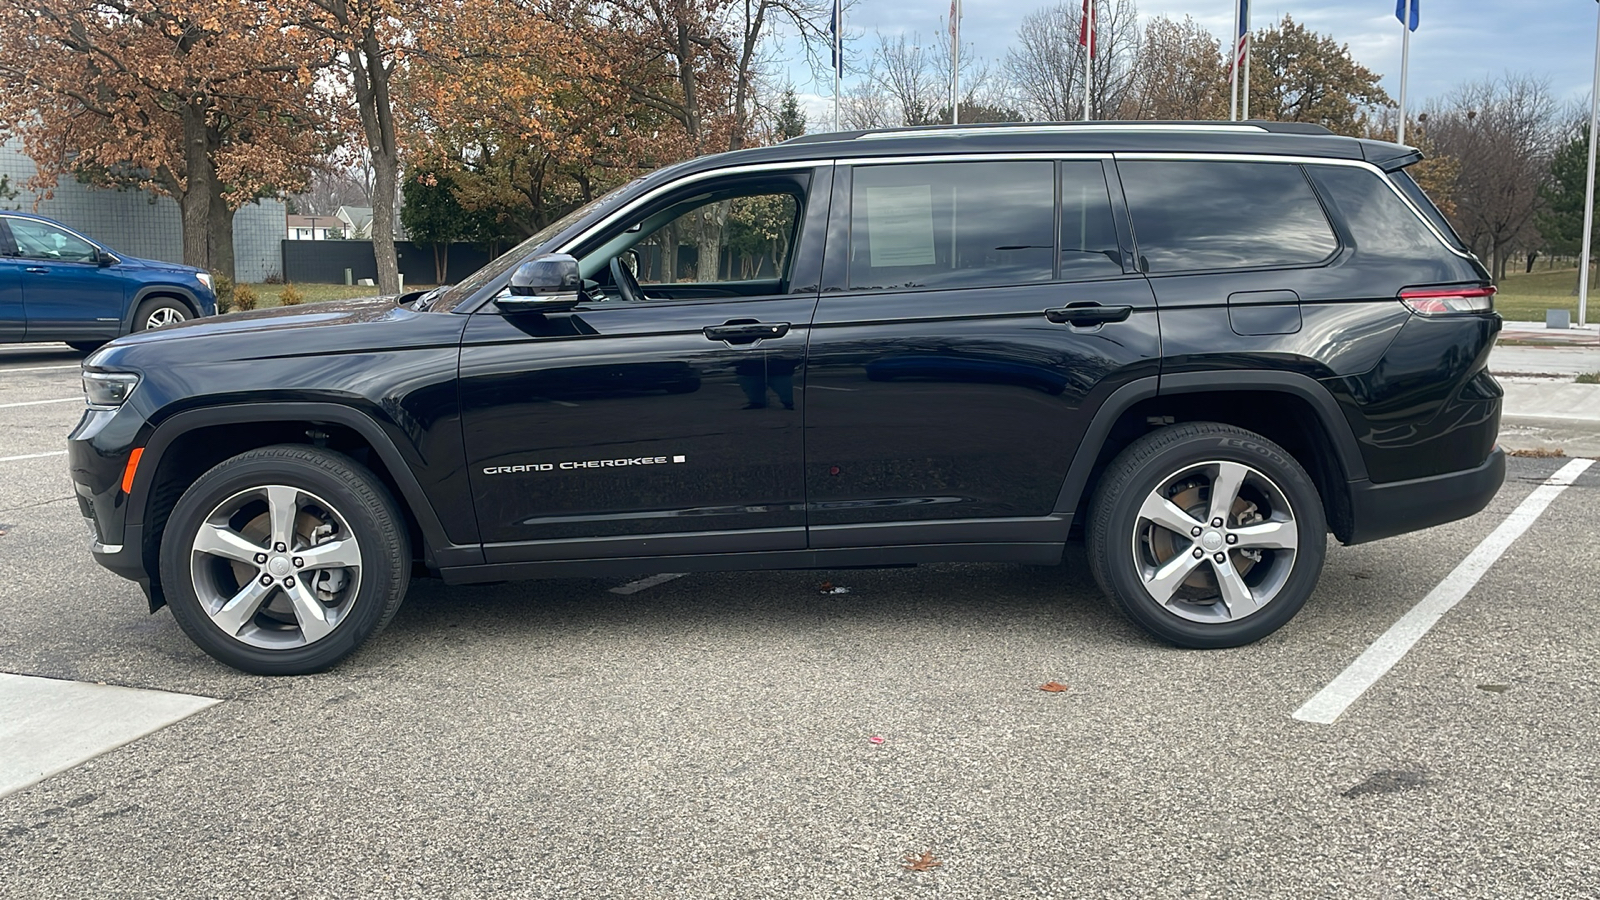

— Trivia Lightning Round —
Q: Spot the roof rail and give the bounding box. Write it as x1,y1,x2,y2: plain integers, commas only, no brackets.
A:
782,120,1334,145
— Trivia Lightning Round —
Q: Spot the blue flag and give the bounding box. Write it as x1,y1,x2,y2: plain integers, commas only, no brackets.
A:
1395,0,1418,32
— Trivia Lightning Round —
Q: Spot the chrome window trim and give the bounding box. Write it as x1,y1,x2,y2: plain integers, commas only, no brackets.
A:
0,213,108,259
839,152,1111,166
554,160,820,256
856,124,1269,140
1113,152,1476,262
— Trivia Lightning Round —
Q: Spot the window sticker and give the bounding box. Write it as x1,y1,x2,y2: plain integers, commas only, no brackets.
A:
863,184,937,268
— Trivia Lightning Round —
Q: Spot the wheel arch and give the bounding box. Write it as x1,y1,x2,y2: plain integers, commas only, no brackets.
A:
124,285,203,333
1054,372,1366,543
128,403,478,609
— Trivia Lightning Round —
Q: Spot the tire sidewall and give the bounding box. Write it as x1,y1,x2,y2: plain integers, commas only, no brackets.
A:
133,298,188,332
1092,428,1326,648
159,449,408,674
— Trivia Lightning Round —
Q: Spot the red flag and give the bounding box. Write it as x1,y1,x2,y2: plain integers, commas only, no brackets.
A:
1079,0,1095,54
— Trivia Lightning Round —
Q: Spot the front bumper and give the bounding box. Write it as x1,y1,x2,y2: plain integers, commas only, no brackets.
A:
1344,447,1506,545
69,405,155,599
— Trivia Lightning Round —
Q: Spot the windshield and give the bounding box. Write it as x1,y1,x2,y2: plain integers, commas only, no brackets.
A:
434,178,643,308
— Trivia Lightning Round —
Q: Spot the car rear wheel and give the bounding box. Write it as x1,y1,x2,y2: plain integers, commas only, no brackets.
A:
159,445,411,674
132,297,189,332
1086,422,1326,648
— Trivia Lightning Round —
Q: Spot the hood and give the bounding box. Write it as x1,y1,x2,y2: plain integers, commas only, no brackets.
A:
113,253,205,275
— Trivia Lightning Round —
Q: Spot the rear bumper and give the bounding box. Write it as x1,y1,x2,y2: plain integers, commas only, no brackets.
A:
1344,448,1506,545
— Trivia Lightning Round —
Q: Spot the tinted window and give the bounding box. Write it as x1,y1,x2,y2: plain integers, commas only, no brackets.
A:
633,191,800,285
1389,169,1468,251
1059,161,1124,279
1120,161,1337,272
849,161,1054,291
9,218,99,263
1307,165,1454,260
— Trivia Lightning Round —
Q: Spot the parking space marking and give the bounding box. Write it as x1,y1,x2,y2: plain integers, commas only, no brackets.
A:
0,397,80,409
0,364,81,373
1294,457,1594,725
610,572,686,595
0,673,219,799
0,451,67,463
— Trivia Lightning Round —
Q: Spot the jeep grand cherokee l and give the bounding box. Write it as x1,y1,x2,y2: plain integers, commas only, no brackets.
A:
67,121,1504,674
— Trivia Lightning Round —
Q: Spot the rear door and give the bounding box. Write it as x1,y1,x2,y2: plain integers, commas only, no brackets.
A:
457,166,829,563
6,217,126,341
802,157,1160,549
0,220,24,340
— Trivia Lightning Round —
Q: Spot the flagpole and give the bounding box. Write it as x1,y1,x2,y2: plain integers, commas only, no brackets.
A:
952,0,961,124
1241,2,1251,120
1229,2,1240,120
1579,0,1600,329
1398,12,1411,144
833,0,841,132
1082,0,1092,120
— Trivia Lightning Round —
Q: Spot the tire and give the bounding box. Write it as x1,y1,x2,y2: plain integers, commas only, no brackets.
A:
132,296,190,332
68,341,105,353
1086,422,1326,649
159,445,411,674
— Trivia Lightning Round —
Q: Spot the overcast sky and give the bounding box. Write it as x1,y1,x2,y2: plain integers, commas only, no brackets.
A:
782,0,1599,124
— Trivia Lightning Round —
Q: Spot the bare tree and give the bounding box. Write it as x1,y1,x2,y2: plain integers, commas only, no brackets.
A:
840,57,892,129
1125,15,1227,120
1426,75,1557,280
1003,0,1140,121
873,32,943,126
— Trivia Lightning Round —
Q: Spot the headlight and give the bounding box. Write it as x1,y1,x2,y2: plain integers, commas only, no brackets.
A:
196,272,214,292
83,371,140,409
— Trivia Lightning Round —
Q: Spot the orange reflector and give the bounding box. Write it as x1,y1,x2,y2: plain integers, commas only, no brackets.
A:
121,447,144,494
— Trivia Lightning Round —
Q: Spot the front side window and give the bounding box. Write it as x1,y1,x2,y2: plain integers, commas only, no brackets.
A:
1120,161,1338,273
848,161,1055,291
633,191,800,286
8,219,98,264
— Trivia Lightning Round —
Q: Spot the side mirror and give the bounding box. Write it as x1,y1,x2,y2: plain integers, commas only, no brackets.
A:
498,253,581,314
96,249,116,267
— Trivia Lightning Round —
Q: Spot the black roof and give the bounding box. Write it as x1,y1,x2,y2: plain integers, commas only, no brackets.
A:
673,120,1419,177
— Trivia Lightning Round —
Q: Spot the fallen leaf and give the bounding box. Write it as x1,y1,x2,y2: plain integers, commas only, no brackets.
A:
902,851,942,872
819,580,832,591
1507,447,1565,458
868,735,884,745
1038,681,1069,693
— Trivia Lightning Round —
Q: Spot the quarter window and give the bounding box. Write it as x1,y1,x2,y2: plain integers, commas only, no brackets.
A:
849,161,1055,291
1059,161,1124,279
1120,161,1338,273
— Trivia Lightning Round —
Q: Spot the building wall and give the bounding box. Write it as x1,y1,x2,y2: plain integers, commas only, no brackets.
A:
1,138,286,282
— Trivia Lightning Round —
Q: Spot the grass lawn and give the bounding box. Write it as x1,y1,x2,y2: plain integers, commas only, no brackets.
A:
237,282,436,310
1492,267,1594,323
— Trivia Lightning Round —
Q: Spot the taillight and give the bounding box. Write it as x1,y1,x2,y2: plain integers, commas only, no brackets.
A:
1400,285,1495,316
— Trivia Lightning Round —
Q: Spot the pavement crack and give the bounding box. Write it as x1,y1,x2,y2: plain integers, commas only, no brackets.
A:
0,496,74,515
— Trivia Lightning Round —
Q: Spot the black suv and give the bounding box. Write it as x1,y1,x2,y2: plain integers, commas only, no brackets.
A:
68,122,1505,674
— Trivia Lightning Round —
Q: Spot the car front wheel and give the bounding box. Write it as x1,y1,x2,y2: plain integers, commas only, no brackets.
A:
133,297,189,331
159,445,411,674
1086,422,1326,648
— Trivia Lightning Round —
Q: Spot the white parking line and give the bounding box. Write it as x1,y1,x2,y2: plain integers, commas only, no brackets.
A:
610,573,686,595
0,673,219,798
0,397,80,409
0,364,81,373
1294,457,1594,725
0,450,67,463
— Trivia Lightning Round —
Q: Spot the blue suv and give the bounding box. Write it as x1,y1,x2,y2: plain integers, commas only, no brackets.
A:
0,211,217,351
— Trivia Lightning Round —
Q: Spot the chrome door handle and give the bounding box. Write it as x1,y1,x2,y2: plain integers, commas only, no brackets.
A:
23,266,48,274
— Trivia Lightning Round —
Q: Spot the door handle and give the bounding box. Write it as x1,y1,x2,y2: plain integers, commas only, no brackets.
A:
703,321,790,344
1045,304,1132,326
24,267,48,274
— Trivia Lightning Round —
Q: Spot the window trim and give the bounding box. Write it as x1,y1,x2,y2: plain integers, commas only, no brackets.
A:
1,214,106,265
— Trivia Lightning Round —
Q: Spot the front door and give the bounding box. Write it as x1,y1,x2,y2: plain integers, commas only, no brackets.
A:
803,158,1161,547
459,167,829,563
6,217,126,340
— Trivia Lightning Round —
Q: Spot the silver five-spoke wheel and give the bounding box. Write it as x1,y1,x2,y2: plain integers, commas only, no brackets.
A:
190,484,363,649
145,305,187,329
1133,460,1298,623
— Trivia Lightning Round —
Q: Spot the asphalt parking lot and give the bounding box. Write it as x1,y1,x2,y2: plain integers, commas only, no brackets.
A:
2,342,1598,899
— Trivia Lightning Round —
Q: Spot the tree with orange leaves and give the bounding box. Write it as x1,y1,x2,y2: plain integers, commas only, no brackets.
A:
0,0,330,283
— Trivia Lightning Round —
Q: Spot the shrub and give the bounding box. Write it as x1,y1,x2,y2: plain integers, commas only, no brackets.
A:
233,283,259,311
279,283,305,306
1577,371,1600,384
212,274,234,314
262,271,284,285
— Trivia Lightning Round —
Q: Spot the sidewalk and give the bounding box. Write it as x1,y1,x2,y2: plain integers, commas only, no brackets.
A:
1491,321,1600,458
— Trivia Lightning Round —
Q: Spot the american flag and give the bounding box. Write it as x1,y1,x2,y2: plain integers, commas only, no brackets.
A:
1234,0,1249,70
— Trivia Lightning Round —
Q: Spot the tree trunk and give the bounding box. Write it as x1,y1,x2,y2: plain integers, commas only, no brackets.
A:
369,146,399,293
349,29,400,295
178,101,214,273
206,185,236,287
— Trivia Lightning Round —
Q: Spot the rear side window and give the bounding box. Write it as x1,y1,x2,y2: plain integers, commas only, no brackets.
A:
849,161,1054,291
1120,161,1338,273
1307,165,1455,260
1388,169,1469,252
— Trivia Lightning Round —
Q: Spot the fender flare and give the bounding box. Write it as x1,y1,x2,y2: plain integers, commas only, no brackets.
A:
124,284,203,334
1051,371,1368,516
128,402,482,568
